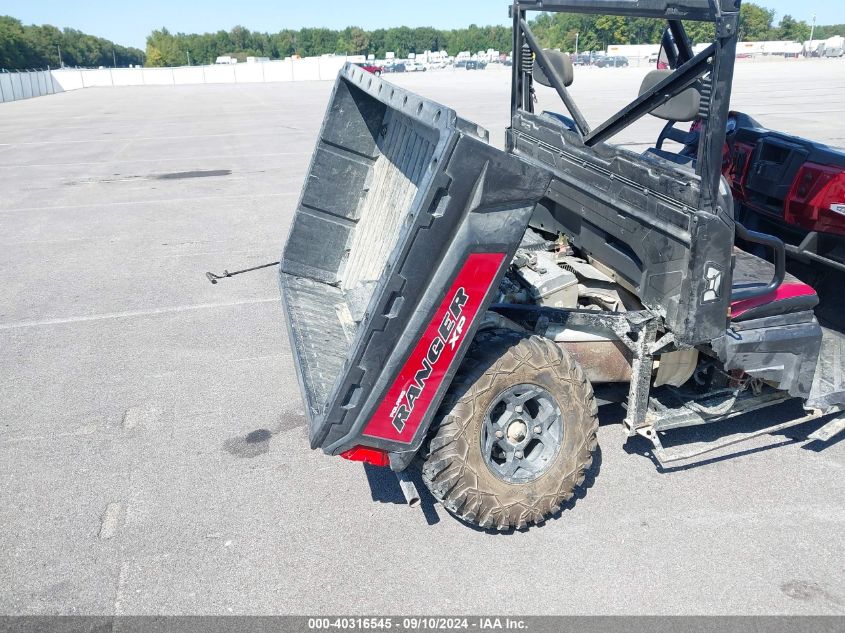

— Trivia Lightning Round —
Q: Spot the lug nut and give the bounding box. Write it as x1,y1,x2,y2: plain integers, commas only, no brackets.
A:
515,450,524,459
515,405,523,414
495,430,504,439
533,425,542,434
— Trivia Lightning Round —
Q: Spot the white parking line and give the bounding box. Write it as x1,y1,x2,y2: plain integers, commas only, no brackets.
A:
0,151,311,169
0,297,278,330
0,190,297,213
0,129,307,147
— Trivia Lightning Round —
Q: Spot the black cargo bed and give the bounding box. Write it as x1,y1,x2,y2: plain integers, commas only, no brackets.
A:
279,64,551,455
281,276,349,422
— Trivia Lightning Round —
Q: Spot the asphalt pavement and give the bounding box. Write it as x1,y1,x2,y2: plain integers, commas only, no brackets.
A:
1,60,844,615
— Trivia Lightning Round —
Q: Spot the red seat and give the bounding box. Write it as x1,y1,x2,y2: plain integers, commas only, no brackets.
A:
731,249,818,322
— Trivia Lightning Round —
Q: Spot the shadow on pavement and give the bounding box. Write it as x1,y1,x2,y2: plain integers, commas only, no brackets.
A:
363,463,441,526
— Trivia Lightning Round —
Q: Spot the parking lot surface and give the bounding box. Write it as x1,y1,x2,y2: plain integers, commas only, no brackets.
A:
1,61,844,615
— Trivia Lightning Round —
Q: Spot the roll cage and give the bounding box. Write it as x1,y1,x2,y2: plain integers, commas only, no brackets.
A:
510,0,741,211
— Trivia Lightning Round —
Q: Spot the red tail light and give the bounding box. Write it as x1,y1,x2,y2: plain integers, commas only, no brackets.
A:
785,163,845,236
340,446,391,467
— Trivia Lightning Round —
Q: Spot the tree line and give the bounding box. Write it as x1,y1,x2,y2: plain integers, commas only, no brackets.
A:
531,3,834,53
144,3,843,67
0,16,145,70
145,24,514,66
2,3,843,71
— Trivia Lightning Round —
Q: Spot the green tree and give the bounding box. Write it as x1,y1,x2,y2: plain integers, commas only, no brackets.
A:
0,15,145,70
683,21,715,44
145,45,164,67
145,28,182,66
0,16,32,68
814,24,845,40
270,30,296,58
337,27,369,55
12,4,840,72
775,15,811,41
738,3,776,40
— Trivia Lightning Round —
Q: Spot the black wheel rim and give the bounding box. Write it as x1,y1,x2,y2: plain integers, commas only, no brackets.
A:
480,383,563,483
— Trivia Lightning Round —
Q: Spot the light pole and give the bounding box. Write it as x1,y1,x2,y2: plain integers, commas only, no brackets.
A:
809,14,817,54
112,48,117,67
57,45,63,67
186,51,192,66
575,32,580,58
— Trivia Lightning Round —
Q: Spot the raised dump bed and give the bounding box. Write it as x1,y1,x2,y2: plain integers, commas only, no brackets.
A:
279,63,550,456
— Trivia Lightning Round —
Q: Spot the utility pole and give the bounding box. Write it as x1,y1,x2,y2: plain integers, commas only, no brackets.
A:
113,48,117,67
186,51,191,65
575,32,579,57
57,45,62,68
809,14,817,53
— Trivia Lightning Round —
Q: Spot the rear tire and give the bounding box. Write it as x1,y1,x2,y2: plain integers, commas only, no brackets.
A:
420,330,599,530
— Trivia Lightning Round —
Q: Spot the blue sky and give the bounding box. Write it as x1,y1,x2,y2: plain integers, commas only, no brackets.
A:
6,1,844,49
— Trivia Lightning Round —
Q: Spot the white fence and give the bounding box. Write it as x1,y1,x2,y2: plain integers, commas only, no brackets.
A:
0,56,352,104
0,70,60,103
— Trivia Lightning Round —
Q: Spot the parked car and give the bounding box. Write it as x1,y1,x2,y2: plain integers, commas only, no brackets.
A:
404,61,427,72
383,62,406,73
355,63,383,76
595,55,629,68
465,59,487,70
648,52,669,69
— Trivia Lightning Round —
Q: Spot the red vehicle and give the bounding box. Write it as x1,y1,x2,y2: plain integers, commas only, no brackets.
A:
355,62,383,76
271,3,845,531
655,26,845,276
724,112,845,276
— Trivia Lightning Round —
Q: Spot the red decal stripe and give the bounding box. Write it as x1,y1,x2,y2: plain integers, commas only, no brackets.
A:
730,282,817,317
362,253,505,443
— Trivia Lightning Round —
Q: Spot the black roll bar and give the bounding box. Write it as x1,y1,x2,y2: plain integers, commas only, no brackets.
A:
519,19,591,138
515,0,735,21
668,20,695,65
584,44,714,147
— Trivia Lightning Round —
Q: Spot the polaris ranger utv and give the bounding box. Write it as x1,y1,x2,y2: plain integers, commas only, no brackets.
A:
278,0,845,530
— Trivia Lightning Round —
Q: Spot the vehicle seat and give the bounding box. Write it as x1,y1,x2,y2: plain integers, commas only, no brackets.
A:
536,51,578,133
646,147,695,166
731,248,818,322
639,70,700,166
542,111,578,132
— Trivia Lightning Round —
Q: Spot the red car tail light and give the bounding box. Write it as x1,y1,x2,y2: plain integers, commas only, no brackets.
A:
340,446,391,467
785,163,845,236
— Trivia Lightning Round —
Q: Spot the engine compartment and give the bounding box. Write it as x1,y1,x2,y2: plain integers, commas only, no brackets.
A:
491,226,827,406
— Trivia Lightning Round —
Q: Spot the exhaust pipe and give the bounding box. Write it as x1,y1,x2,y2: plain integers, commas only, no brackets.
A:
395,470,421,508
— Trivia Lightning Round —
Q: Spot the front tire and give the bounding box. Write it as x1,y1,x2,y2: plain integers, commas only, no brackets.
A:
420,330,599,530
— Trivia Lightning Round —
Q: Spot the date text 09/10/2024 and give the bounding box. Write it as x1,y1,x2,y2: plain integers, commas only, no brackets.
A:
307,617,528,630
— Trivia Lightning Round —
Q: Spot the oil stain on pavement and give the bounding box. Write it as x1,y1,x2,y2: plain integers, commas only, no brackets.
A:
222,410,306,458
223,428,274,458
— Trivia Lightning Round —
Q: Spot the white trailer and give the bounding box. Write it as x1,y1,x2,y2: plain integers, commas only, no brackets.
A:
824,36,844,58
